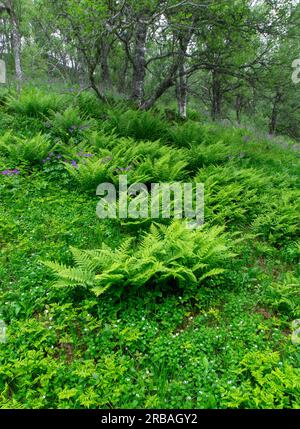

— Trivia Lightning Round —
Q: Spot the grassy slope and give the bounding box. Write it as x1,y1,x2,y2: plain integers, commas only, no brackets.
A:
0,90,299,408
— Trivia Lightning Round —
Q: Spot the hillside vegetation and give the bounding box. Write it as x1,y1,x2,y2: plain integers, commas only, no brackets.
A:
0,89,299,408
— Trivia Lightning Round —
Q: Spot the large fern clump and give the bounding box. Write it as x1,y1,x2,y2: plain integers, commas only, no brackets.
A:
44,221,235,297
195,164,272,226
109,139,188,184
0,133,53,165
104,109,168,141
168,121,208,148
6,89,65,118
251,189,300,246
49,107,91,142
64,157,113,191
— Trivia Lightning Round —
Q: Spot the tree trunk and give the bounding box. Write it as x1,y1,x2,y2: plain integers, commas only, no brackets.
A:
176,60,188,119
211,70,222,121
77,51,86,89
140,67,177,110
99,39,112,94
132,16,147,105
235,93,242,124
118,55,128,95
269,89,281,135
7,0,23,92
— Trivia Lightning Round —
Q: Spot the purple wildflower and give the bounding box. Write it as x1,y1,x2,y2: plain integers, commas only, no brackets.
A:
69,125,78,133
42,156,51,164
83,153,93,158
71,160,78,168
1,169,20,176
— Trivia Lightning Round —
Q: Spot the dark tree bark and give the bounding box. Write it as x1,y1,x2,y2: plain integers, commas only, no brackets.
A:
118,54,129,94
235,93,243,124
269,88,282,135
211,70,222,121
99,38,112,93
140,62,179,110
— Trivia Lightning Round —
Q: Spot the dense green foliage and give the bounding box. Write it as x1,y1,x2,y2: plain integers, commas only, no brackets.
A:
2,1,300,136
0,89,299,408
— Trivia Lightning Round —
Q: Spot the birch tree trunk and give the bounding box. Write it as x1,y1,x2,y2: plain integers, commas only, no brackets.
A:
6,0,23,92
176,61,188,119
132,16,147,105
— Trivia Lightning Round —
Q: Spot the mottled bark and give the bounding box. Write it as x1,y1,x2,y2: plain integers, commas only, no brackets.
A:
132,17,147,104
176,60,188,119
118,55,129,94
211,70,222,121
6,0,23,92
99,39,112,93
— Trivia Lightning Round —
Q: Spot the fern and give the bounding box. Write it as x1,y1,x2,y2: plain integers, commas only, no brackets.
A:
50,107,90,142
65,157,112,191
7,89,65,117
105,109,168,141
168,121,208,148
44,221,235,296
0,133,53,165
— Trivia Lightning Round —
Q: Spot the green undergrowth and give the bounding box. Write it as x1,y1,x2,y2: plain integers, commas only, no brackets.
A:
0,88,299,409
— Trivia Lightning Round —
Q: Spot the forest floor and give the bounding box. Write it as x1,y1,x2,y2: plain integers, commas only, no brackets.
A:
0,89,299,408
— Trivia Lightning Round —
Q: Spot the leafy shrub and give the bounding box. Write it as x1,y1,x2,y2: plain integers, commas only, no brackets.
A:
0,133,52,165
7,89,64,117
44,221,235,297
